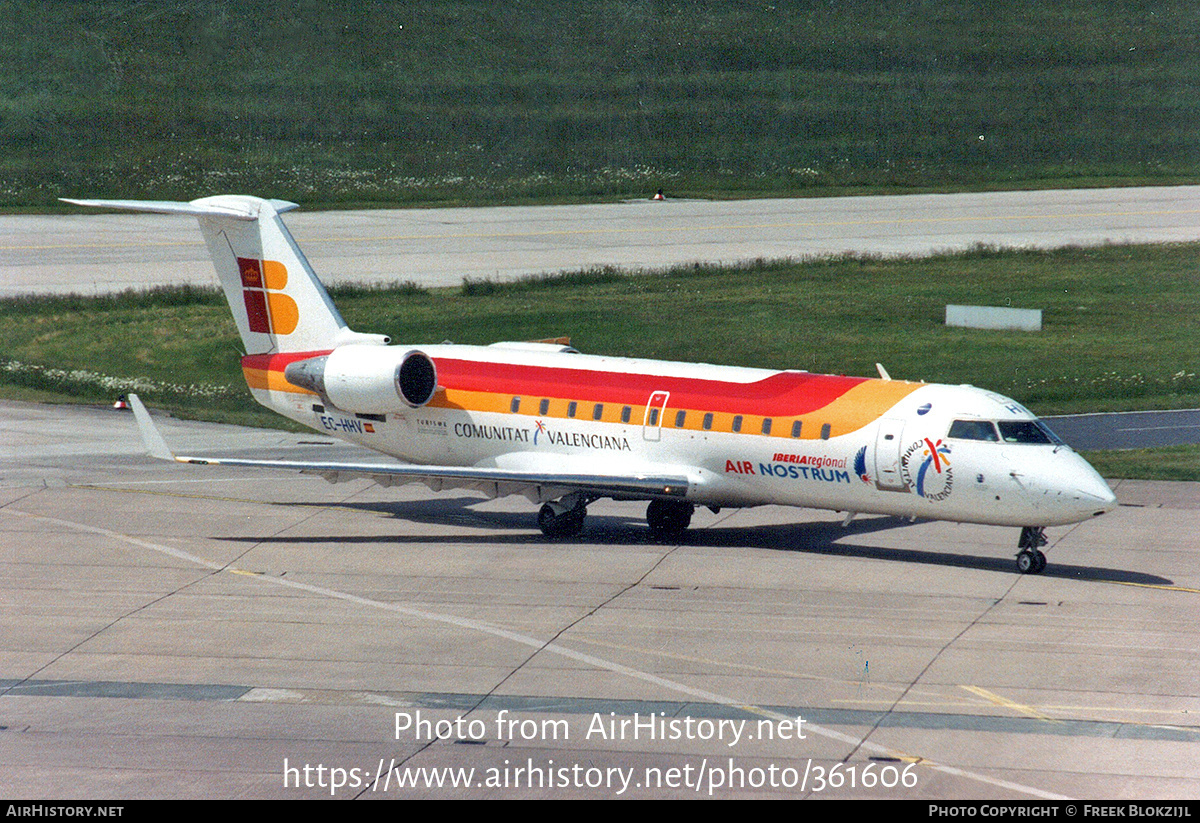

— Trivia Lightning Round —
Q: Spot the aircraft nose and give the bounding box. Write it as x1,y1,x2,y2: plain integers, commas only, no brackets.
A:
1024,449,1118,524
1064,453,1118,518
1075,474,1117,516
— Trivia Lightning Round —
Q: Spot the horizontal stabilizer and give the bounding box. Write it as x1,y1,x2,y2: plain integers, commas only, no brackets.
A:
60,197,299,220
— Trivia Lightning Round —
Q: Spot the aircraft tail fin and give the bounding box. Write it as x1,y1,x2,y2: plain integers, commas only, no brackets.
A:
60,196,387,355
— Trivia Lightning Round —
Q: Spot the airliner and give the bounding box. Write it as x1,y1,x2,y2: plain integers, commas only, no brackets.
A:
63,195,1117,574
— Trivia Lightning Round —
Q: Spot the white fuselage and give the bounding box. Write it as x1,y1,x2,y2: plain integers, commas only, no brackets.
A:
251,343,1117,529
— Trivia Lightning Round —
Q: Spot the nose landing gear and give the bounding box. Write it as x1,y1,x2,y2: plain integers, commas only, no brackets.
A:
1016,526,1048,574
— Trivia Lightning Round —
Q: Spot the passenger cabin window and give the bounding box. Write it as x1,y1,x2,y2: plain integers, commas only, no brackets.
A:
820,423,831,440
592,403,604,421
511,397,521,413
948,419,999,442
791,420,802,438
761,418,772,435
567,401,577,418
675,410,687,427
997,420,1055,444
732,415,743,433
539,398,550,415
621,406,632,423
648,408,659,426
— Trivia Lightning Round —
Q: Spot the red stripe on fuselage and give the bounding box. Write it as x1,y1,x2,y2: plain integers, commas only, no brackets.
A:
433,358,866,417
241,351,332,372
241,351,871,418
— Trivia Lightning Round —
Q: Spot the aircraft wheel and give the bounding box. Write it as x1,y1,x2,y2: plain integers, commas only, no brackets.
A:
563,508,585,536
1016,549,1046,575
538,502,585,538
646,499,694,538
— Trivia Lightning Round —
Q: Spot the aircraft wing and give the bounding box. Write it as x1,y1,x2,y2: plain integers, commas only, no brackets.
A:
128,395,691,504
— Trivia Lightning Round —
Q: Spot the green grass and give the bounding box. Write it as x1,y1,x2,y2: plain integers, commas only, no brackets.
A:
4,1,1200,209
3,242,1197,435
1082,446,1200,482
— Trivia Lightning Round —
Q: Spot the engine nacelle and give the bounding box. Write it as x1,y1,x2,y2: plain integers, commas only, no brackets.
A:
284,347,438,413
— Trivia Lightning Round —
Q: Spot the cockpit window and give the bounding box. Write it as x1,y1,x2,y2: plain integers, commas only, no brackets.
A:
997,420,1060,444
1038,420,1066,445
948,419,999,441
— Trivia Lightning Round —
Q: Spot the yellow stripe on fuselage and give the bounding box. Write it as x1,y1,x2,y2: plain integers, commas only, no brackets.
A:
242,366,317,395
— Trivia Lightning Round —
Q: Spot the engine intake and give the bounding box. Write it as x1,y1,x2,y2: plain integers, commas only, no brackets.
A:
396,350,438,407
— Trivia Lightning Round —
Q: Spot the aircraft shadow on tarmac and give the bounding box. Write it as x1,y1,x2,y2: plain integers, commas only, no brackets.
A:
218,496,1173,587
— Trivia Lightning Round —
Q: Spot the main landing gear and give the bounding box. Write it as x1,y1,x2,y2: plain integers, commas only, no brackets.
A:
646,499,694,539
537,496,697,540
537,493,589,538
1016,526,1048,574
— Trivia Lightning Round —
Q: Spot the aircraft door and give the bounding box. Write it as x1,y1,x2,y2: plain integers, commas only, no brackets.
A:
874,418,909,491
643,391,669,441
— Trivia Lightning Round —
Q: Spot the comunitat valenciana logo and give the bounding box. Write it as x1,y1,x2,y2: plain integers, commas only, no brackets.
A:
901,438,953,501
238,257,298,335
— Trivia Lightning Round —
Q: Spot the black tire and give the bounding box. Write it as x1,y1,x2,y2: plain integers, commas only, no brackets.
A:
561,508,585,537
1016,550,1036,574
538,502,585,538
537,503,558,535
647,499,694,537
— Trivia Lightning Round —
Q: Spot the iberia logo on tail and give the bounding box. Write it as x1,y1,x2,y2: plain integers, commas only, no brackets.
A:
238,257,298,335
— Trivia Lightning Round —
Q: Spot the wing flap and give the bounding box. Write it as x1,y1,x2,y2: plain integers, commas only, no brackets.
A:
205,455,690,500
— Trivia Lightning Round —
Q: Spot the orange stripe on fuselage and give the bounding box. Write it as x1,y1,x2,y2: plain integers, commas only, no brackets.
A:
241,351,329,394
239,351,923,438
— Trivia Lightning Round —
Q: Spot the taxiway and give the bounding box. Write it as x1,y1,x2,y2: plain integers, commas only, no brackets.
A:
4,185,1200,295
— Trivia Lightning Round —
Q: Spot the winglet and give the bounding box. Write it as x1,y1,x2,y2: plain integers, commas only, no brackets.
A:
128,394,176,461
